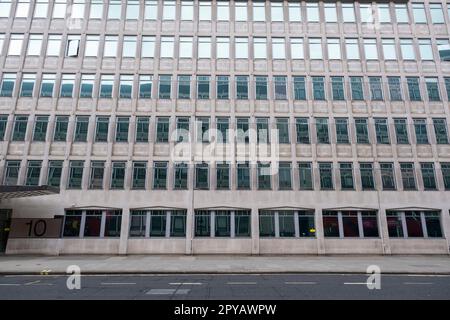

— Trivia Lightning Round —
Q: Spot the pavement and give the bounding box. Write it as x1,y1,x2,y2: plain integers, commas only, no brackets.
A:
0,254,450,275
1,273,450,299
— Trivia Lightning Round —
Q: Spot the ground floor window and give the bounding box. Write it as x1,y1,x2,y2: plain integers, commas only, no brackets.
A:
259,210,315,238
62,209,122,238
323,210,379,238
194,210,251,238
386,211,442,238
129,210,187,238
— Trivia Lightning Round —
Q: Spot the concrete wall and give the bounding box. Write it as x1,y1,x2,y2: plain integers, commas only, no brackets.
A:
2,189,449,255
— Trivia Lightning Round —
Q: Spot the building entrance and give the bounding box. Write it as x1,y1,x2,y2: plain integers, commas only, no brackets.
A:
0,210,11,253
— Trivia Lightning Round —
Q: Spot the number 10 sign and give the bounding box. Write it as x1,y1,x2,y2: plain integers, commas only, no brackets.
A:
8,218,63,238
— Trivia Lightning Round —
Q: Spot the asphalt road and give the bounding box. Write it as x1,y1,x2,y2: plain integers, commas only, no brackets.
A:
0,274,449,300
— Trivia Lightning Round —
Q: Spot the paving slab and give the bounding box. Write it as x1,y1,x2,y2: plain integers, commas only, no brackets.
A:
0,255,449,275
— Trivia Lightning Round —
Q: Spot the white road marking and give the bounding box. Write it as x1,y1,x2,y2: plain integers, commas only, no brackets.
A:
147,289,176,295
25,280,41,285
175,289,190,295
285,281,317,285
169,282,203,285
146,288,190,295
0,284,21,286
227,282,257,285
344,282,369,285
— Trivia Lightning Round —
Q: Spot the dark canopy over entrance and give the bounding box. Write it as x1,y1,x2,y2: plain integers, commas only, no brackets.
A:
0,186,59,200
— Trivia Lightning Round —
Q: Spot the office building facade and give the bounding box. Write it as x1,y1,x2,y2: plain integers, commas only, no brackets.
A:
0,0,450,255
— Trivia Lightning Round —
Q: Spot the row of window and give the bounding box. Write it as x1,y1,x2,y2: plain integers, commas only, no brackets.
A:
4,160,450,192
2,115,449,146
3,0,450,26
2,73,450,102
2,33,449,62
62,209,444,240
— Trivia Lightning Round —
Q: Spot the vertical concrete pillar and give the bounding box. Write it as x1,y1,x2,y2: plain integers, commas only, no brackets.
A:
442,207,450,254
315,206,325,255
185,206,194,255
378,205,392,255
118,207,130,255
251,207,259,255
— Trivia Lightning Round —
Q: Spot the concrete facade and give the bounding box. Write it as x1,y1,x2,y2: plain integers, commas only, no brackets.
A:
0,0,450,255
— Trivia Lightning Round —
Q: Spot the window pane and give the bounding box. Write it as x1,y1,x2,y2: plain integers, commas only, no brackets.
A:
84,211,102,237
312,77,325,100
380,163,396,190
387,212,404,237
63,211,82,237
195,212,210,237
278,212,295,237
362,213,379,237
215,211,230,237
26,161,42,186
342,212,359,237
153,162,168,189
171,212,186,237
130,212,146,237
259,213,275,237
323,212,339,237
237,162,250,189
394,119,409,144
425,212,442,238
319,163,333,190
195,163,209,189
68,161,84,189
132,162,146,189
110,162,126,189
360,163,375,190
400,163,416,190
0,73,16,97
150,212,166,237
235,211,251,237
278,163,292,190
299,162,313,190
298,213,315,237
33,116,48,141
405,211,423,237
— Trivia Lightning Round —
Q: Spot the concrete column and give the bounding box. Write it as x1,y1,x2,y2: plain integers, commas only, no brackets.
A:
442,207,450,254
315,206,325,255
274,211,280,237
100,211,106,238
118,207,130,255
166,211,171,238
294,211,300,238
337,212,344,238
251,207,259,255
210,210,215,237
185,206,194,255
378,205,392,254
420,212,428,238
230,211,235,238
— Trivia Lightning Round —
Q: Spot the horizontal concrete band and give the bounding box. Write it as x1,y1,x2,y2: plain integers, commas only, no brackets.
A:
6,238,450,256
